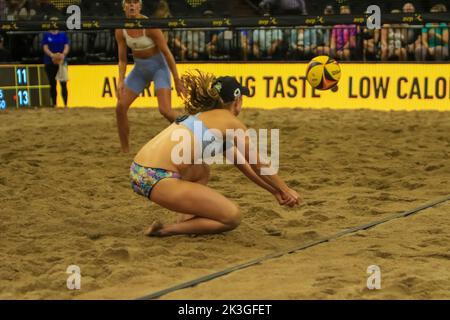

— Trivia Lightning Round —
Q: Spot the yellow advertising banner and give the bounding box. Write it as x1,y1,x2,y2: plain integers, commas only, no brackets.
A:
67,63,450,111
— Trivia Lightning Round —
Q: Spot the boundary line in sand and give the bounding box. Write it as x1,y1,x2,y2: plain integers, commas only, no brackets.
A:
136,195,450,300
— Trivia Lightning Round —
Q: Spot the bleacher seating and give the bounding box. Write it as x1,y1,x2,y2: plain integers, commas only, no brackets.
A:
67,32,89,63
21,33,44,63
86,31,117,62
0,0,448,64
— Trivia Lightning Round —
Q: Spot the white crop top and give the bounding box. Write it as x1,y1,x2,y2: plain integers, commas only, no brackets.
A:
123,29,155,51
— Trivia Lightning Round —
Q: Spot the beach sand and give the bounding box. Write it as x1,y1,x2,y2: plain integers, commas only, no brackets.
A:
0,107,449,299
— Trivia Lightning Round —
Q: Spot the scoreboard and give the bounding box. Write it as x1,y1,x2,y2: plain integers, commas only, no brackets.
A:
0,65,51,109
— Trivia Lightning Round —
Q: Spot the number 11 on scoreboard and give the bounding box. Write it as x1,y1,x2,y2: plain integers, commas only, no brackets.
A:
17,68,28,85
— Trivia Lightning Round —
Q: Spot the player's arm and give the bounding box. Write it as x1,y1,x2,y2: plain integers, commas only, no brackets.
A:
225,143,276,194
227,146,290,206
227,117,300,207
147,28,187,98
115,29,128,88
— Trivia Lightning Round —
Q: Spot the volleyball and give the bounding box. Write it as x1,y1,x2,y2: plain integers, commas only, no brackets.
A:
306,56,341,90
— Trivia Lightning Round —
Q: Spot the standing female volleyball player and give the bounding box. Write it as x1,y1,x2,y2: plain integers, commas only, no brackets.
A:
130,70,301,237
116,0,186,153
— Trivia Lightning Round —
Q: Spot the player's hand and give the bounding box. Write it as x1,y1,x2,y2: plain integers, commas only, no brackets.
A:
279,188,302,207
175,77,187,98
274,192,289,206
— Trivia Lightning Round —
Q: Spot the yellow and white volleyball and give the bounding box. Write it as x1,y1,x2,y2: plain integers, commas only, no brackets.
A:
306,56,341,90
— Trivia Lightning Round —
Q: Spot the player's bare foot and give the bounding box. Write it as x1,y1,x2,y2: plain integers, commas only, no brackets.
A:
144,221,164,237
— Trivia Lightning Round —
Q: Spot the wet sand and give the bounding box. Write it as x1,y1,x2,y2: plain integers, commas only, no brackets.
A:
0,107,449,299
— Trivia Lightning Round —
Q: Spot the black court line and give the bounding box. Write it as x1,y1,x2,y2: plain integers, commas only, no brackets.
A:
136,195,450,300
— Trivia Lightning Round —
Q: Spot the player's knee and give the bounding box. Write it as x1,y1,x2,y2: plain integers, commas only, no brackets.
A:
223,203,241,229
116,101,127,115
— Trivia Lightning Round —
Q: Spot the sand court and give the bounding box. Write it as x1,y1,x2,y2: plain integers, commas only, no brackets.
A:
0,107,449,299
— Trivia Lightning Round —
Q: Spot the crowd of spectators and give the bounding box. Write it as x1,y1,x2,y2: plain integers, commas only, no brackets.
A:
0,0,230,19
166,2,449,62
0,0,449,63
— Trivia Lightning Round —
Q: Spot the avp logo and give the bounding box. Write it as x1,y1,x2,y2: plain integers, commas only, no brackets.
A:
367,265,381,290
366,5,381,30
66,265,81,290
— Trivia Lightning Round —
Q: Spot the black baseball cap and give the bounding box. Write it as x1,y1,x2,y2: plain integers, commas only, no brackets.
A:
213,76,250,103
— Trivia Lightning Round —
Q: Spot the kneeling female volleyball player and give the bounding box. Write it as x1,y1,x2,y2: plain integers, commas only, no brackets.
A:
130,71,301,237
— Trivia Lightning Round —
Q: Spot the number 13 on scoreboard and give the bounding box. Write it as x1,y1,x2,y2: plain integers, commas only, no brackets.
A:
17,90,30,106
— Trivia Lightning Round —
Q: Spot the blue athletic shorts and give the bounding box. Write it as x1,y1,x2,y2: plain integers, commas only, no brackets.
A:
125,52,172,94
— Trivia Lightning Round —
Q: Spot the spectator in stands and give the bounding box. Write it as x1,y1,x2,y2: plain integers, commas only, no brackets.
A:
30,0,60,20
287,27,316,60
360,27,380,61
316,5,334,56
357,6,380,61
153,0,189,62
259,0,307,15
171,30,188,60
419,4,448,60
152,0,171,39
180,29,207,60
42,17,70,107
153,0,170,17
168,9,213,61
0,0,6,20
0,34,12,62
207,29,245,60
153,0,171,19
239,30,251,61
381,9,408,61
252,27,284,59
4,0,35,20
402,2,423,61
330,5,357,61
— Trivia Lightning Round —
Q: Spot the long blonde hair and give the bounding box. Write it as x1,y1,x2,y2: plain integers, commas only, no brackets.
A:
153,0,172,18
181,70,227,115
